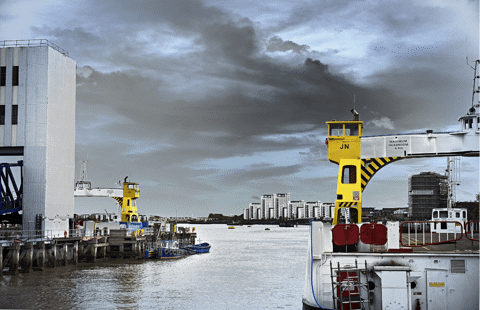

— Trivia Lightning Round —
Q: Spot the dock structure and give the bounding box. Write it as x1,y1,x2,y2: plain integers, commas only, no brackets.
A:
107,229,146,259
0,229,148,275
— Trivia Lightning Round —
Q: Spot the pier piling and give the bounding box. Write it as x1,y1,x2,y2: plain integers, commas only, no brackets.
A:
0,244,3,276
34,241,45,271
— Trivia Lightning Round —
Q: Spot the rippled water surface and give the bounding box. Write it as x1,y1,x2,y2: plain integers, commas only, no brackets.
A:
0,224,310,309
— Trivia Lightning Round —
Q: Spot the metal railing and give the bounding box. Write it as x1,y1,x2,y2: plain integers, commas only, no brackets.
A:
465,221,480,241
400,221,464,247
0,39,68,56
0,229,86,243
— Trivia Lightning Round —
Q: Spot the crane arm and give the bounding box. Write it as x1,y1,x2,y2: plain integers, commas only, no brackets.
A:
73,188,123,197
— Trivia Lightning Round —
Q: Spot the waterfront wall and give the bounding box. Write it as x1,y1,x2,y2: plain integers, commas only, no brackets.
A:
0,233,146,275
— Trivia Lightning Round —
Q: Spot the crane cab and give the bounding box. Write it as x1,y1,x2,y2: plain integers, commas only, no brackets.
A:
326,116,364,224
121,182,140,223
326,120,363,164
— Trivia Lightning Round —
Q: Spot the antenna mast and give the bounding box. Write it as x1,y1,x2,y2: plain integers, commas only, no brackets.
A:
446,157,461,209
469,58,480,109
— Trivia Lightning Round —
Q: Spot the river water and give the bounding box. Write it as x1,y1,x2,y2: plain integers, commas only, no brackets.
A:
0,224,310,309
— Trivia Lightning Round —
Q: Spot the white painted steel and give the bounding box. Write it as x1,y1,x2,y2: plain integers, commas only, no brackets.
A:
303,221,479,310
0,45,76,236
74,188,123,197
361,110,479,159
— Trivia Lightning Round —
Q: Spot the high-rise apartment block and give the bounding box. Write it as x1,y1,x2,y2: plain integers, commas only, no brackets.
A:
243,194,333,221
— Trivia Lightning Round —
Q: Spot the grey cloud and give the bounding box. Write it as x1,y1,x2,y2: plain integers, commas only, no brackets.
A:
219,163,304,186
266,36,309,54
24,0,478,215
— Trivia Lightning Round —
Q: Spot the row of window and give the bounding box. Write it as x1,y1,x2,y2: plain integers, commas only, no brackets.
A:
329,123,360,136
0,105,18,125
0,66,19,87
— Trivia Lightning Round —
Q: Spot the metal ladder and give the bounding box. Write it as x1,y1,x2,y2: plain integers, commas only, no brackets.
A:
330,259,371,310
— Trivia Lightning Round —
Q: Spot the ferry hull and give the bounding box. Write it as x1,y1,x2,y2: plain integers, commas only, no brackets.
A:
303,221,479,310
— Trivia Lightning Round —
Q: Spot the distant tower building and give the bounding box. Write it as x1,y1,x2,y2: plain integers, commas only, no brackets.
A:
306,201,321,218
261,194,274,220
322,202,335,219
408,172,448,220
0,40,76,236
249,202,260,220
290,200,305,219
275,193,290,219
243,208,249,220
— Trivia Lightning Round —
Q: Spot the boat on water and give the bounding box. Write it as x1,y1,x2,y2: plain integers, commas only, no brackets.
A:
154,240,190,259
302,61,480,310
181,242,211,254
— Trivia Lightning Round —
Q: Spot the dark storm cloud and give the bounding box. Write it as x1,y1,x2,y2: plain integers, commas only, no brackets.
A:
21,0,478,214
38,0,465,138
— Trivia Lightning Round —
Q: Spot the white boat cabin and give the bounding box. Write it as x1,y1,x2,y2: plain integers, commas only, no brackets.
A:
430,208,467,233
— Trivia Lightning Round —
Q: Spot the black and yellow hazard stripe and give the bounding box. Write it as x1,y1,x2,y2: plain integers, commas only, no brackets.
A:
112,196,123,206
361,157,402,191
339,202,357,208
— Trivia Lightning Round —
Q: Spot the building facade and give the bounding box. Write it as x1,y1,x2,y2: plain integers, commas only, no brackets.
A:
261,194,274,220
275,193,290,219
408,172,448,220
290,200,305,219
306,201,321,219
243,195,334,221
0,40,76,235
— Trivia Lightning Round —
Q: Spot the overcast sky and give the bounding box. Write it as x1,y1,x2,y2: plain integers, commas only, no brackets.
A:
1,0,479,217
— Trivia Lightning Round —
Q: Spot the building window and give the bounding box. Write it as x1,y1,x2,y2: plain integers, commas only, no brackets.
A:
0,67,5,86
12,66,19,86
11,105,18,125
0,105,4,125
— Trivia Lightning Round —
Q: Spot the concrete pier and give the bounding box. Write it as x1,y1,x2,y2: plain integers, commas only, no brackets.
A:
1,235,147,275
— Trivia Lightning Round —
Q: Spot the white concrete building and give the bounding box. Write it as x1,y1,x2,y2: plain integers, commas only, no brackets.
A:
306,201,321,218
261,194,274,220
0,40,76,236
243,208,249,220
275,193,289,219
321,202,335,219
290,200,305,219
249,202,260,220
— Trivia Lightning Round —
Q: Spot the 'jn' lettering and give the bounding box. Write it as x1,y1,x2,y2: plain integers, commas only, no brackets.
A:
340,144,349,149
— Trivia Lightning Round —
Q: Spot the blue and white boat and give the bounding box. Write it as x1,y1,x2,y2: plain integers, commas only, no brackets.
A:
157,241,190,259
180,242,211,254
